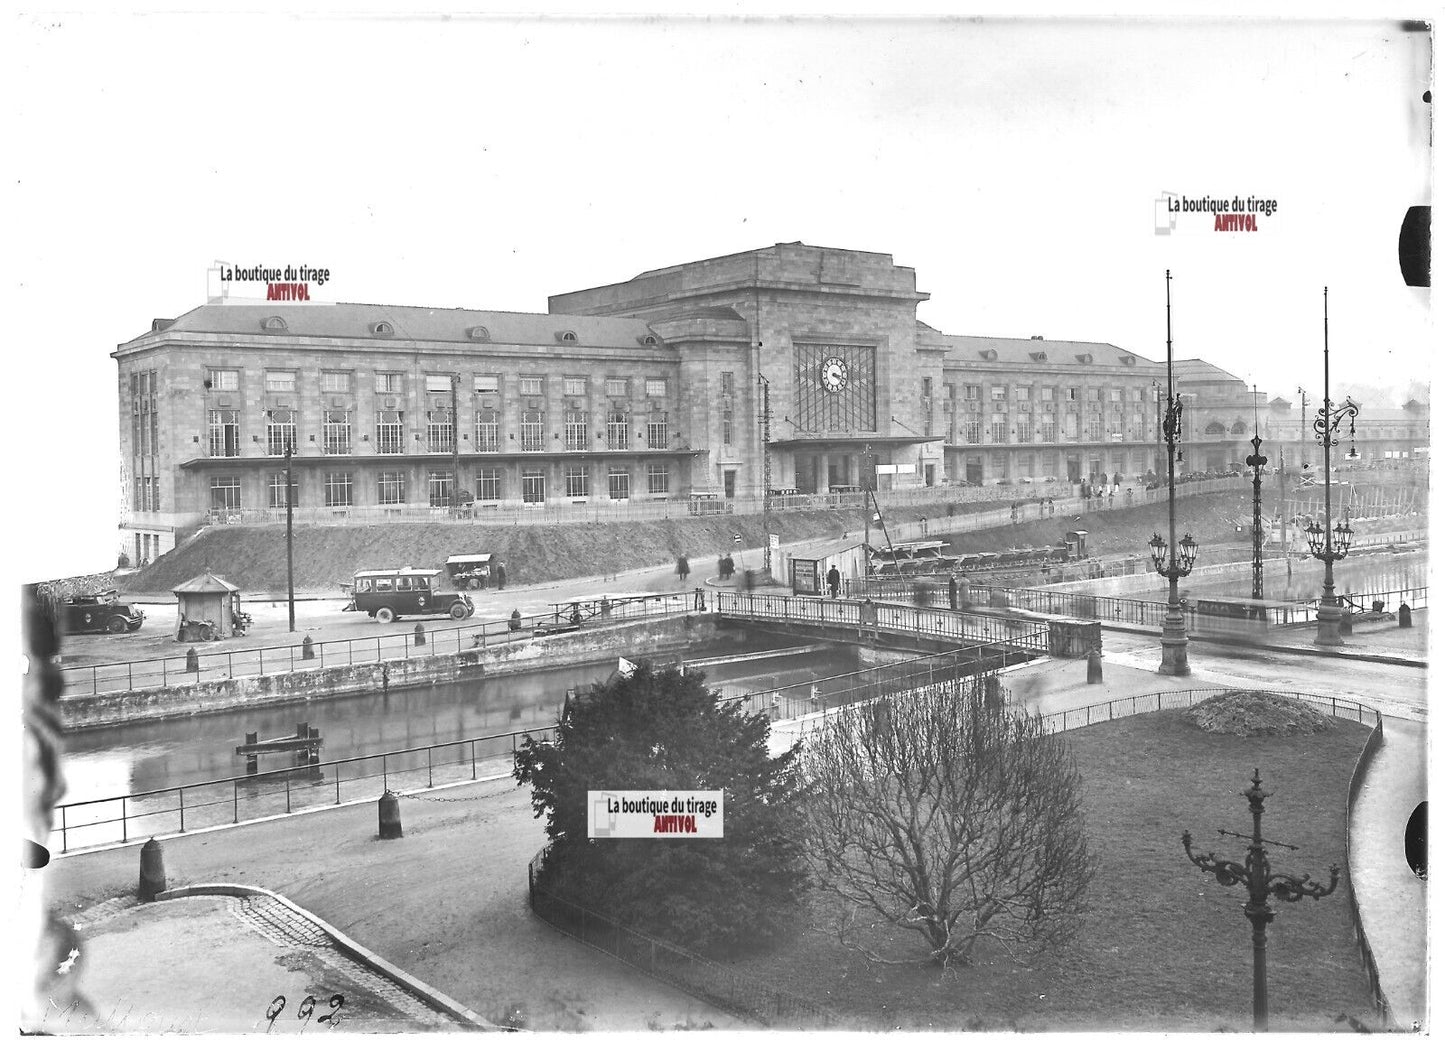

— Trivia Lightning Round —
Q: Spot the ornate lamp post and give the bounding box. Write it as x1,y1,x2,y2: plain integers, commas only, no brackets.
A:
1148,270,1199,675
1246,386,1268,601
1183,770,1340,1031
1308,287,1360,646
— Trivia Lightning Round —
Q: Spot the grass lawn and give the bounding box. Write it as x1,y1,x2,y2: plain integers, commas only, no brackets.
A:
745,710,1376,1032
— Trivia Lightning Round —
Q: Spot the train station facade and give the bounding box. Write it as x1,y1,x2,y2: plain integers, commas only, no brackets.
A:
114,242,1421,564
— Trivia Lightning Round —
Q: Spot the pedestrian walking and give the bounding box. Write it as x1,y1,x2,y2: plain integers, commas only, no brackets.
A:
496,561,507,590
948,572,959,611
826,564,841,599
1048,496,1055,517
676,554,690,584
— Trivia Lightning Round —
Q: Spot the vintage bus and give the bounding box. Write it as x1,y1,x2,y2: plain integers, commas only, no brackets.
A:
346,568,475,623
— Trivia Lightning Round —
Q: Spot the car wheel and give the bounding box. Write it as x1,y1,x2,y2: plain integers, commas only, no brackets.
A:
376,607,396,624
450,603,470,620
107,616,130,634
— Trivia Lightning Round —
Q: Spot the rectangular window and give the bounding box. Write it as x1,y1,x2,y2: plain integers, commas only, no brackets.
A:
566,464,590,499
377,471,405,505
963,419,982,444
1088,388,1103,401
990,413,1009,444
605,378,628,398
476,467,501,502
1040,386,1055,401
1040,416,1058,443
474,375,500,394
210,475,241,510
376,410,405,454
476,410,500,452
608,467,630,501
645,379,667,399
565,410,589,451
426,410,454,453
1015,386,1031,402
426,374,453,394
375,372,403,394
565,376,587,398
647,417,668,450
427,471,453,507
1067,387,1080,402
208,409,240,457
264,370,296,393
521,410,545,452
520,376,544,396
207,368,240,391
1086,419,1104,442
647,463,669,495
943,383,955,401
720,371,735,446
1065,412,1080,439
607,410,629,451
323,410,352,454
321,371,353,394
266,409,296,456
991,385,1007,401
1110,388,1123,402
324,471,353,507
1016,412,1033,441
963,385,981,400
521,469,545,504
268,472,298,509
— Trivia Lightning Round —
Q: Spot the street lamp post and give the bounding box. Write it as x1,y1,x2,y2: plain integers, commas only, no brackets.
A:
1148,270,1199,676
1247,386,1268,601
1183,769,1340,1031
1307,288,1360,647
284,440,296,633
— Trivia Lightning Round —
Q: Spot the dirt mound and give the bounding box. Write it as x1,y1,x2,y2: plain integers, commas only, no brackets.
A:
1186,691,1335,736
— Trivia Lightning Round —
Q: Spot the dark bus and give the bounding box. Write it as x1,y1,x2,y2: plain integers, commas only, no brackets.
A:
346,568,475,623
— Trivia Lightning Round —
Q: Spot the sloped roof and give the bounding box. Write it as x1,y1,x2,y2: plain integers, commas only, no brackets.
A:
130,302,659,350
940,333,1155,368
172,572,240,594
1173,358,1246,384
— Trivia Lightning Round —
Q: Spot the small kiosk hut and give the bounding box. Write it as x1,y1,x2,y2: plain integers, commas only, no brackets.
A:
173,572,243,641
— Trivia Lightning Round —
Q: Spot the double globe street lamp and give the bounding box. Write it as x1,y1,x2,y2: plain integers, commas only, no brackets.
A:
1307,287,1360,647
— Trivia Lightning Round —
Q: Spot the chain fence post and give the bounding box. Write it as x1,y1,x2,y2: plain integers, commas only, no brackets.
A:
178,787,185,832
121,797,128,843
234,780,239,823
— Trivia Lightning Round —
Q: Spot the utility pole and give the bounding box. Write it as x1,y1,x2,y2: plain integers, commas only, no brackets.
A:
862,441,873,577
285,441,296,633
758,367,772,578
1297,387,1308,480
450,372,462,514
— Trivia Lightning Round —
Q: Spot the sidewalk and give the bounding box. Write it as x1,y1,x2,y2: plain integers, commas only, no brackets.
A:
1348,717,1428,1031
1103,609,1428,667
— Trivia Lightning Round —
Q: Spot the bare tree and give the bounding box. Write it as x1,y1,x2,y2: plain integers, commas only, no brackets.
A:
797,676,1095,967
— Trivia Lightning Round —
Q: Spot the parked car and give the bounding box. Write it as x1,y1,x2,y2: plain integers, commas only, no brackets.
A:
345,568,475,623
64,591,146,635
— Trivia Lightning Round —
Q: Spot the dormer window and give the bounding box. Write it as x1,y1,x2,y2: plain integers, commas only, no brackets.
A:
371,321,394,337
261,316,287,332
1120,354,1136,366
558,330,579,343
1028,351,1047,362
468,326,491,342
978,349,998,361
639,334,659,346
1075,353,1094,365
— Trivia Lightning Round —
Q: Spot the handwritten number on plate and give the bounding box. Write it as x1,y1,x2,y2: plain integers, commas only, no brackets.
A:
265,996,286,1033
318,994,345,1028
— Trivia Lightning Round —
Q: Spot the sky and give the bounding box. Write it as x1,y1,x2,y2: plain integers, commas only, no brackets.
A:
5,12,1434,582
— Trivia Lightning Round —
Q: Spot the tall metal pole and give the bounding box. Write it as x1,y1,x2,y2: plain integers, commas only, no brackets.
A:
1247,386,1267,600
1157,270,1190,676
862,441,872,577
1297,386,1307,480
285,441,296,633
450,372,461,513
759,369,772,578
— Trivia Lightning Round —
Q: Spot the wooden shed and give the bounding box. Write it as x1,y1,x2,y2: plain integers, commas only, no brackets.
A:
173,572,242,641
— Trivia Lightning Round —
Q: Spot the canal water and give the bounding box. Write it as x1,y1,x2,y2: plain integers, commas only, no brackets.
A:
1124,549,1427,604
59,643,860,806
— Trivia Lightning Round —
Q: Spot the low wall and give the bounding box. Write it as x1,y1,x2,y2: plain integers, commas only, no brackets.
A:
61,615,728,731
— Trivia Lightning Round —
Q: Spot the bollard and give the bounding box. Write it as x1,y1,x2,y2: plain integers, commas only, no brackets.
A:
378,790,403,839
1339,606,1354,636
139,838,166,902
185,647,199,673
414,623,426,647
1399,602,1413,628
301,634,315,660
1086,647,1104,684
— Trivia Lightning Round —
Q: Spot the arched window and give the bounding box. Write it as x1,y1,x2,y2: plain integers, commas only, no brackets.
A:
261,316,287,332
371,321,394,337
1204,421,1227,436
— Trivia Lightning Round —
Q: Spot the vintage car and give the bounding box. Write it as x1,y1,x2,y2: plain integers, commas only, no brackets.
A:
345,568,475,623
65,591,146,635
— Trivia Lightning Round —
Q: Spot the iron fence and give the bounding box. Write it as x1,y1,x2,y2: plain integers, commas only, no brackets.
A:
1344,719,1391,1027
52,725,557,855
62,592,697,698
527,848,834,1028
1033,688,1381,736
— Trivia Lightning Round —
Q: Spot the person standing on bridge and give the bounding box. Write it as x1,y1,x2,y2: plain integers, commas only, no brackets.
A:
948,572,959,611
826,564,841,598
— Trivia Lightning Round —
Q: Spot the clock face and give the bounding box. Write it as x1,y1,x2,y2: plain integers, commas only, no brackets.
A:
820,356,849,393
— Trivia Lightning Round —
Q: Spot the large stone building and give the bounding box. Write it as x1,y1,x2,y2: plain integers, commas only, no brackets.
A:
113,242,1425,565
